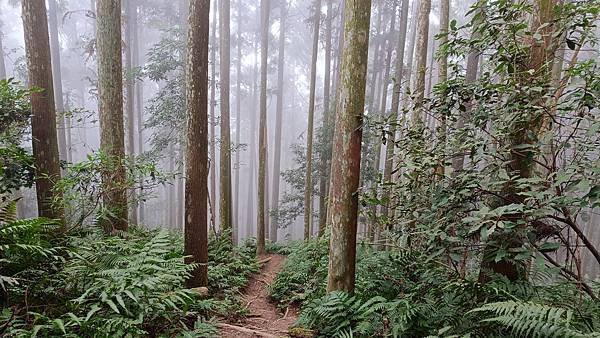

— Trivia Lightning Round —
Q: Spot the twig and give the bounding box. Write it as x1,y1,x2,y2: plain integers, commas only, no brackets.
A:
217,323,278,338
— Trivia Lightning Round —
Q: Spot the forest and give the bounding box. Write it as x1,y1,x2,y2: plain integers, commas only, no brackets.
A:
1,0,599,337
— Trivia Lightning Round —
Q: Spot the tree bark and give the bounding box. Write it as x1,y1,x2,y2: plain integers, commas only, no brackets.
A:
326,0,371,293
184,0,210,288
270,0,287,243
0,26,6,79
47,0,68,164
219,0,233,241
257,0,271,255
303,0,322,241
435,0,449,177
381,0,409,223
317,0,333,237
235,0,243,235
97,0,128,232
411,0,431,126
210,0,218,228
133,0,145,224
21,0,64,222
125,0,138,225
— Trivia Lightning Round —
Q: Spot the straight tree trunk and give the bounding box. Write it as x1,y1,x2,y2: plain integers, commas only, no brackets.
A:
48,0,68,164
303,0,322,241
381,0,409,222
450,6,482,174
378,0,398,117
133,0,145,224
270,0,287,243
184,0,210,288
125,0,138,225
436,0,449,176
317,0,333,236
0,26,6,79
257,0,271,255
97,0,128,232
411,0,431,126
366,0,384,113
219,0,233,241
210,0,218,226
326,0,371,293
21,0,64,222
246,26,259,239
234,0,243,234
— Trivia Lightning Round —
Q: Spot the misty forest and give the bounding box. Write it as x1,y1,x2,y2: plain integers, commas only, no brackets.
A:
1,0,600,336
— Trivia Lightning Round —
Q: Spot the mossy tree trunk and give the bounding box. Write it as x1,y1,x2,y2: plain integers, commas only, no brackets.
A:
97,0,128,232
326,0,372,293
21,0,64,223
219,0,234,242
184,0,210,288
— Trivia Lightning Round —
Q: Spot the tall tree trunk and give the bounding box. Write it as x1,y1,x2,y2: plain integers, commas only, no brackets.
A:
133,0,145,224
411,0,431,126
317,0,333,237
47,0,68,164
326,0,371,293
257,0,271,255
450,6,482,175
184,0,210,288
381,0,409,224
366,0,384,113
479,0,558,283
234,0,243,235
270,0,287,243
436,0,449,176
219,0,233,241
246,26,259,239
0,26,7,79
21,0,64,222
125,0,138,225
210,0,218,227
303,0,322,241
97,0,128,232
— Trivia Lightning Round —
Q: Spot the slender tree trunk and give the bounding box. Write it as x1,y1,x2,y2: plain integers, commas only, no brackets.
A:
21,0,64,222
366,0,384,113
184,0,210,288
317,0,333,237
436,0,449,176
411,0,431,126
219,0,233,241
210,0,218,227
304,0,322,241
97,0,127,232
0,26,7,79
125,0,138,225
326,0,371,293
47,0,68,165
235,0,243,235
270,0,287,243
246,27,259,239
133,0,145,224
257,0,271,255
381,0,409,223
450,6,481,175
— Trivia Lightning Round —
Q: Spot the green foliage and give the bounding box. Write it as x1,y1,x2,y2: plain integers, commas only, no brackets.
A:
0,79,35,194
0,224,259,337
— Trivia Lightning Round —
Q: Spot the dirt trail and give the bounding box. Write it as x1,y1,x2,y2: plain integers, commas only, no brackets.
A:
218,254,298,337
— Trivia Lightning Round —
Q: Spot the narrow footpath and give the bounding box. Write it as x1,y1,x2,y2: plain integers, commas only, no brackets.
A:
218,254,298,338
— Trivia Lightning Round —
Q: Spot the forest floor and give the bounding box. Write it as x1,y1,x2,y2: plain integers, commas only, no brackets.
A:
218,254,298,337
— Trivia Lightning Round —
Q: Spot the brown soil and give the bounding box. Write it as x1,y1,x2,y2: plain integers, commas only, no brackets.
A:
217,254,298,338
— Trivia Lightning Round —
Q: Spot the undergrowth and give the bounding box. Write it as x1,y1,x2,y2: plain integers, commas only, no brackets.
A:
271,239,600,337
0,217,258,337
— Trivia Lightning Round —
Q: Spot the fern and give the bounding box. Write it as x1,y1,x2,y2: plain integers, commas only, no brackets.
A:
471,301,598,338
